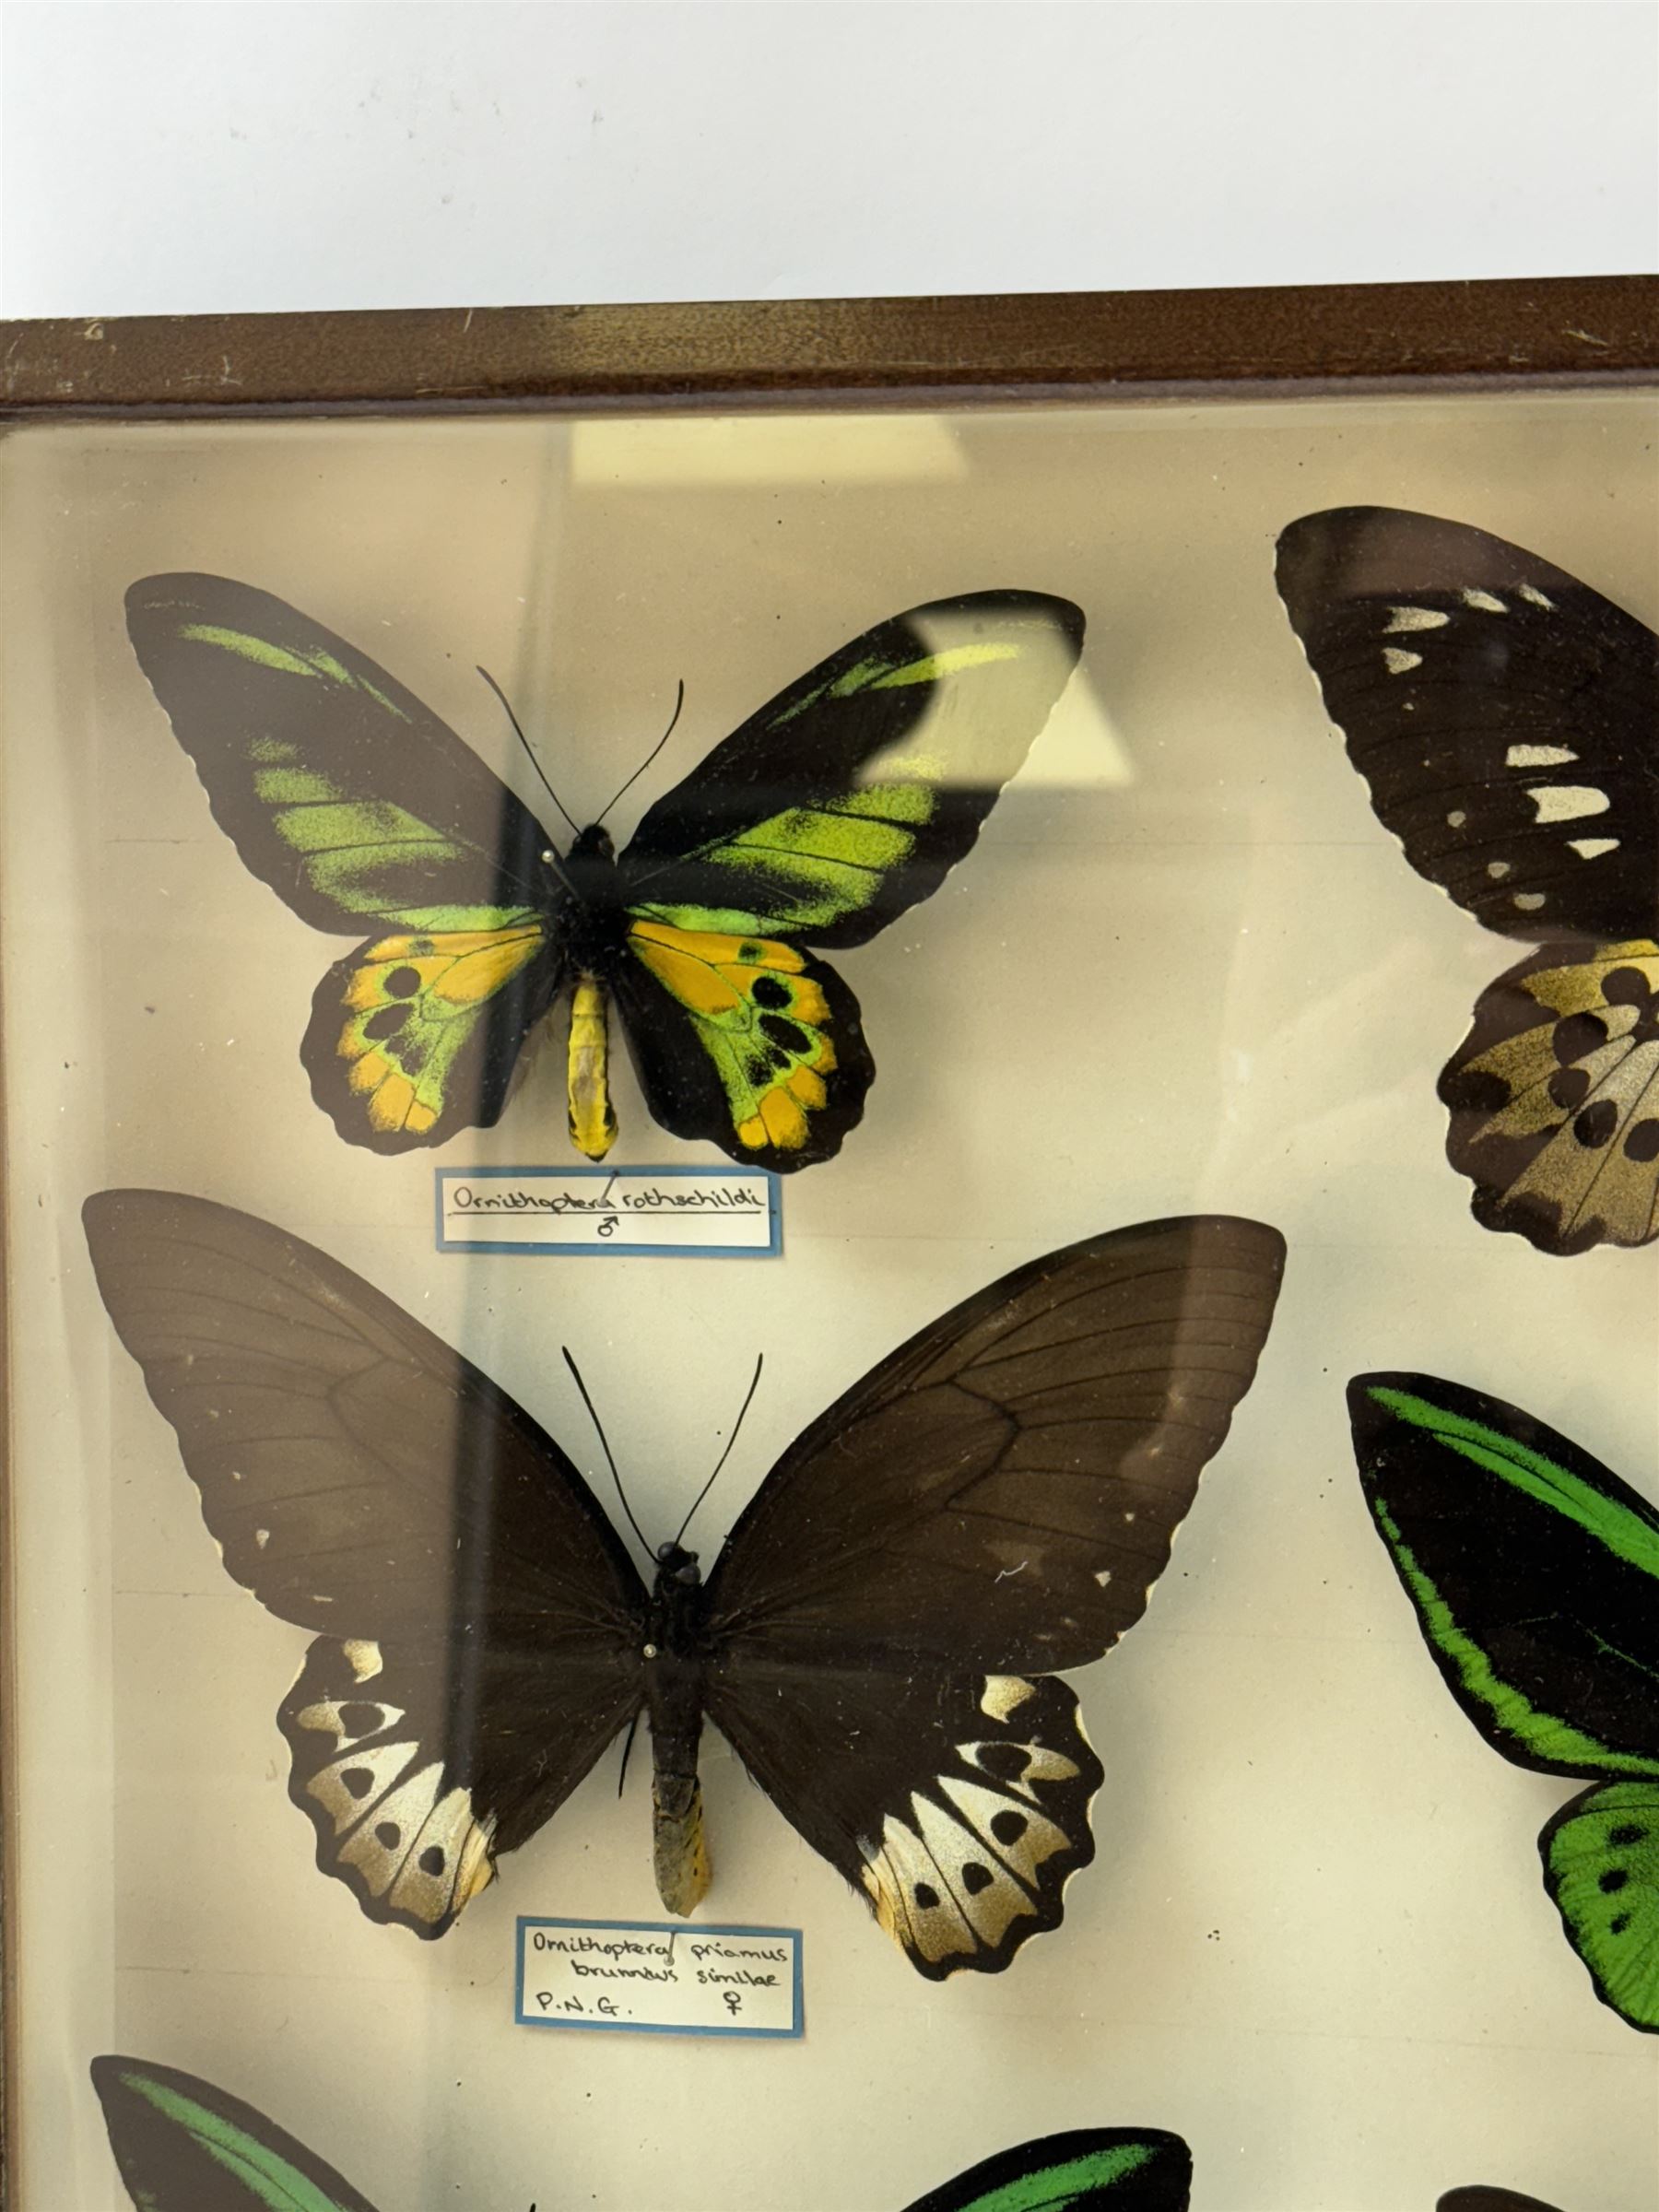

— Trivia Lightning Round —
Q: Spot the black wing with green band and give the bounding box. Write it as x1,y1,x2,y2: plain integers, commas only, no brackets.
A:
92,2053,381,2212
125,574,549,931
618,591,1085,945
1349,1371,1659,2032
902,2129,1193,2212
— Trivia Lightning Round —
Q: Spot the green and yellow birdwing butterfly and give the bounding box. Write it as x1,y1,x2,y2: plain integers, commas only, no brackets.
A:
91,2054,1194,2212
84,1188,1283,1978
1348,1371,1659,2032
124,576,1084,1171
1277,508,1659,1255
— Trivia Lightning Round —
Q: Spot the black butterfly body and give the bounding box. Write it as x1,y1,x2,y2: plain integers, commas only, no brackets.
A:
84,1190,1284,1979
1276,506,1659,1254
124,575,1084,1171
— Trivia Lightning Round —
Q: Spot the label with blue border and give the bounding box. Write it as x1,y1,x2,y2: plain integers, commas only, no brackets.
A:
514,1916,803,2038
435,1166,780,1257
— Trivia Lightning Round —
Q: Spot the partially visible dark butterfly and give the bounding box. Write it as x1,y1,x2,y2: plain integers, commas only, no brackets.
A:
90,2052,1194,2212
1276,507,1659,1254
1348,1371,1659,2033
84,1189,1283,1978
1438,2194,1568,2212
124,576,1084,1171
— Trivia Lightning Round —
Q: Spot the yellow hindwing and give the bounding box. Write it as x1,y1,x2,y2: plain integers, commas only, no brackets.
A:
628,919,837,1155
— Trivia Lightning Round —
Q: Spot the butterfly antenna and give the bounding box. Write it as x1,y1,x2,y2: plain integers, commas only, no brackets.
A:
615,1709,642,1799
593,680,686,830
477,665,583,841
561,1347,653,1560
674,1352,764,1548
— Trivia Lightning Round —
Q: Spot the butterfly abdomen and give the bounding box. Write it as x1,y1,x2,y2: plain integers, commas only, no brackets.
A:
643,1552,713,1916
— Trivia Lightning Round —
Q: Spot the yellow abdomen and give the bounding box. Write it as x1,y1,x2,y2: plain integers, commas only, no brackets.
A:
567,974,618,1159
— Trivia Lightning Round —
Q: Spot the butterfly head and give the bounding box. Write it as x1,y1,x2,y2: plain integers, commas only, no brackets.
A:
653,1539,702,1591
566,823,617,865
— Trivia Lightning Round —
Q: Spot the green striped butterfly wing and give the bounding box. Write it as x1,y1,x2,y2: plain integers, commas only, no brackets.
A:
1348,1371,1659,2030
125,574,563,1150
91,2054,380,2212
902,2130,1192,2212
611,591,1084,1170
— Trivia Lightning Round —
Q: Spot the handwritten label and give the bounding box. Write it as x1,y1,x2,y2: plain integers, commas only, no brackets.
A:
514,1917,803,2039
435,1168,779,1256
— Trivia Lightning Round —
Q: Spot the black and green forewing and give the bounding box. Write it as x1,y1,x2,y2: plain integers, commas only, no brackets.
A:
1350,1371,1659,2032
92,2053,381,2212
1347,1373,1659,1784
703,1218,1286,1977
606,591,1083,1171
618,591,1085,947
125,573,554,931
125,574,564,1150
84,1189,648,1937
903,2128,1194,2212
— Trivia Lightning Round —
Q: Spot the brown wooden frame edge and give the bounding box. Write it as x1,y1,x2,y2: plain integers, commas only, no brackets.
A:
2,275,1656,417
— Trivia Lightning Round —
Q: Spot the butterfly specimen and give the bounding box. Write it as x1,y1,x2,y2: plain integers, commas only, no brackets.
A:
1276,507,1659,1255
124,575,1084,1171
906,2129,1193,2212
1438,2194,1566,2212
92,2054,378,2212
1349,1371,1659,2032
84,1189,1283,1978
88,2063,1570,2212
92,2053,1193,2212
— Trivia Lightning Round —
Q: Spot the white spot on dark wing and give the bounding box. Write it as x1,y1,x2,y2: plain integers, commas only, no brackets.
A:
1528,785,1608,824
1570,837,1620,860
253,1527,270,1549
1093,1567,1112,1586
1463,589,1507,613
1487,861,1512,880
1514,892,1547,912
1506,744,1578,768
1384,606,1451,633
1519,583,1557,610
1382,647,1422,675
1446,809,1467,829
980,1677,1036,1722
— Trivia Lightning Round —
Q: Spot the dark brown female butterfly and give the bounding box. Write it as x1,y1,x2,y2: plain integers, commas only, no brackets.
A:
84,1190,1283,1979
1277,506,1659,1255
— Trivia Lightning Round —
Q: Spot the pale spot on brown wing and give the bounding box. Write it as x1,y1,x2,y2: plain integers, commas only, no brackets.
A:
979,1676,1036,1722
335,1760,447,1899
306,1739,418,1833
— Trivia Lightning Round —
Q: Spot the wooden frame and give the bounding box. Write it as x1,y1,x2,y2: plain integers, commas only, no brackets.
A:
2,276,1656,420
3,273,1657,2212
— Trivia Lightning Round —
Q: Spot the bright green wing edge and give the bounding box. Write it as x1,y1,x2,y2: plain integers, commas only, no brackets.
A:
92,2056,378,2212
904,2130,1192,2212
1358,1382,1659,1779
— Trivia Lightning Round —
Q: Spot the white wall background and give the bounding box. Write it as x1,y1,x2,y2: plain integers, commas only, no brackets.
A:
1,0,1655,320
